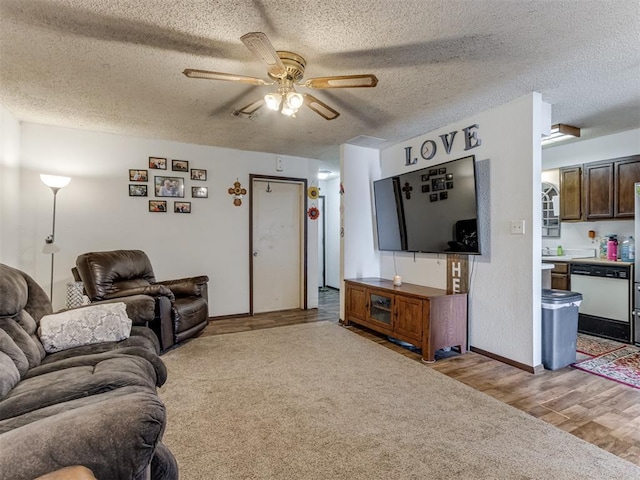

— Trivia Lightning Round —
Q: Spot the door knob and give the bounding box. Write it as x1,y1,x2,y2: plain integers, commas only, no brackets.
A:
253,251,258,257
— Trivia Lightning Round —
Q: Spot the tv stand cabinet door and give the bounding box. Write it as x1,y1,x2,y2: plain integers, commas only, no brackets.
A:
394,295,423,345
344,282,367,325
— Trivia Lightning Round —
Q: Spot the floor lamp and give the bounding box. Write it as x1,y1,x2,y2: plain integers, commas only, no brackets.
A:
40,174,71,303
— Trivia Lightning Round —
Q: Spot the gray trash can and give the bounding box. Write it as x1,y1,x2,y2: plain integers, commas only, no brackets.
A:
541,289,583,370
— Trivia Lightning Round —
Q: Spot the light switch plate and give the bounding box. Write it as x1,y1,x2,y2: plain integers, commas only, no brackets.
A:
276,156,284,172
511,220,525,235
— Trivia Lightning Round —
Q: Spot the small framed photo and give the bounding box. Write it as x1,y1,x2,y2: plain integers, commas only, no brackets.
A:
154,176,185,197
446,181,454,190
446,173,454,180
149,200,167,212
174,201,191,213
129,169,148,182
172,159,189,172
192,186,208,198
429,193,438,202
129,184,148,197
440,191,448,200
429,169,438,176
191,168,207,181
149,157,167,170
421,184,430,193
438,168,447,175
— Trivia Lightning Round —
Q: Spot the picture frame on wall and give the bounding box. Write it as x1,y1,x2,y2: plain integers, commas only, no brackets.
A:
191,168,207,181
129,184,148,197
149,157,167,170
192,186,208,198
149,200,167,212
174,201,191,213
172,159,189,172
154,176,185,197
129,169,148,182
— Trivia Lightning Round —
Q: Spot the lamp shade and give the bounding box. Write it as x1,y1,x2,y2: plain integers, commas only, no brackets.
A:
40,174,71,189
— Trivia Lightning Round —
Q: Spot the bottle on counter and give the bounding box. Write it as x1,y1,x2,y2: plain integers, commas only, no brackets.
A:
621,236,635,262
607,236,618,261
599,236,608,259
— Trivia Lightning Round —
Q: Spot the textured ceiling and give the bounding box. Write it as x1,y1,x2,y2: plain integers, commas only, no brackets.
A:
1,0,639,164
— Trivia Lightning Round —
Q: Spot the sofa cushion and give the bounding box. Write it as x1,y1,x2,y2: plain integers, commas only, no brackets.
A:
0,264,28,316
0,355,158,420
0,351,20,399
0,318,43,371
0,328,29,377
38,303,132,353
0,391,167,480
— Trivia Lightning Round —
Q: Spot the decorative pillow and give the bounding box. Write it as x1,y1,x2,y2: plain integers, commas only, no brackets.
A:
38,302,132,353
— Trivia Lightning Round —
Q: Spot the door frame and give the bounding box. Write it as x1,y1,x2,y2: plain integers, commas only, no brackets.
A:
249,174,308,315
318,195,326,290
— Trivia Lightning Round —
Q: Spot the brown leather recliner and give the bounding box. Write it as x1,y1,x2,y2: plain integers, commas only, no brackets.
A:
74,250,209,350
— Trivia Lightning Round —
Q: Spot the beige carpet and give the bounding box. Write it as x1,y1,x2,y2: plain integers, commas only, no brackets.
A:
159,322,640,479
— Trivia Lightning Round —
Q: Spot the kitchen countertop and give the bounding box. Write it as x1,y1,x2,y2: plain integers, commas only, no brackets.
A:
542,257,634,266
570,258,634,267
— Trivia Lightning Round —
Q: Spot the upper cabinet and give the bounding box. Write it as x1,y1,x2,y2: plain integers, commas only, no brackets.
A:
560,166,582,220
560,155,640,222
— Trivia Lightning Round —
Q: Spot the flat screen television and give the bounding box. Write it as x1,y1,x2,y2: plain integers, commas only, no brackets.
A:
373,155,481,255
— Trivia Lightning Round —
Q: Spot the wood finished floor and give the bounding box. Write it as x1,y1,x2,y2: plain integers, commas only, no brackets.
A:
202,288,640,466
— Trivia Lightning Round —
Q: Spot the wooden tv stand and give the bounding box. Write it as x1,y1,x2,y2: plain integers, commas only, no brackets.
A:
343,278,468,362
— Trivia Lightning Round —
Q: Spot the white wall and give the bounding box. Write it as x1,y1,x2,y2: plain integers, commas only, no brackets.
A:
372,93,544,367
19,123,321,312
319,177,341,289
542,128,640,252
340,144,382,320
0,105,21,267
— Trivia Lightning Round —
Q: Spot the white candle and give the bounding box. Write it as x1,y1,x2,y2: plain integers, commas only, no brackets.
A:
393,275,402,286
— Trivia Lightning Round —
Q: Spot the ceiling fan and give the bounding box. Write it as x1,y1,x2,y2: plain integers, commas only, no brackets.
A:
183,32,378,120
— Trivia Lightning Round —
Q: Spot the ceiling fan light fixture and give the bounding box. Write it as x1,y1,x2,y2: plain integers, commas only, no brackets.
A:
281,106,296,117
264,92,282,111
285,92,304,110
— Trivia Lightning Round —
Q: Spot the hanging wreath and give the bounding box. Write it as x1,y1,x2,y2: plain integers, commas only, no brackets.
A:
307,186,320,200
307,206,320,220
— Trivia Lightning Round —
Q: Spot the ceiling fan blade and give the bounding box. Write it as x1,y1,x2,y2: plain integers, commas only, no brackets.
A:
236,99,265,116
183,69,269,86
304,94,340,120
304,74,379,89
240,32,287,78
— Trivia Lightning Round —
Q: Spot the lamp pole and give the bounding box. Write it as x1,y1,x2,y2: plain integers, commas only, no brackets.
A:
40,174,70,306
46,187,61,301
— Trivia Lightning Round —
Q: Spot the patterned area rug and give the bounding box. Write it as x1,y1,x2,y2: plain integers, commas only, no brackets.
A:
573,345,640,390
576,333,624,357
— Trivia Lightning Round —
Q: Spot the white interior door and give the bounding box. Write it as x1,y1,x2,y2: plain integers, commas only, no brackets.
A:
253,179,303,313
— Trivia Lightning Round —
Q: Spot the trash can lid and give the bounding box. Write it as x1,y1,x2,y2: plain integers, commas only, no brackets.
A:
541,289,583,304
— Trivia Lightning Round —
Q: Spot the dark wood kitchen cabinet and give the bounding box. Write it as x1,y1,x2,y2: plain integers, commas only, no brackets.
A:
614,156,640,218
543,261,570,290
584,162,614,220
560,155,640,222
559,166,582,220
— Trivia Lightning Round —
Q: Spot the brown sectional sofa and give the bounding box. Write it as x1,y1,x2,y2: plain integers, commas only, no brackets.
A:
0,263,178,480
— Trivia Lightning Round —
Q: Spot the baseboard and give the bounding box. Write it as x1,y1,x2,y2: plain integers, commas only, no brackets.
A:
208,313,250,321
470,346,543,374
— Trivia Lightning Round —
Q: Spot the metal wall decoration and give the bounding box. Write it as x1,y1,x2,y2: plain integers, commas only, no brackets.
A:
307,205,320,220
228,179,247,206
